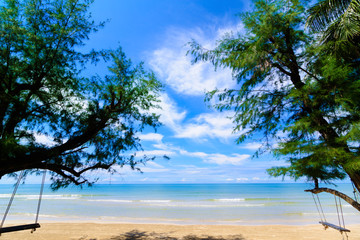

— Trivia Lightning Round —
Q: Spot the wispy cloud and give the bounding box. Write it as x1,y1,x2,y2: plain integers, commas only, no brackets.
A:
204,153,250,165
238,143,263,150
153,93,187,131
153,93,238,141
138,133,164,142
147,23,248,142
174,112,238,140
136,150,176,157
34,133,56,146
180,149,250,165
148,24,243,96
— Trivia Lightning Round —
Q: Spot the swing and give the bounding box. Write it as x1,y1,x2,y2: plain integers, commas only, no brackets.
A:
311,192,350,238
0,170,46,234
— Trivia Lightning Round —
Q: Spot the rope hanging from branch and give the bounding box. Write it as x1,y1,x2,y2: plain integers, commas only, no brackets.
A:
0,170,46,235
309,190,350,239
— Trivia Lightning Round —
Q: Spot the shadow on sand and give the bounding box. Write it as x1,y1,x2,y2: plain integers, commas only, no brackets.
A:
81,229,246,240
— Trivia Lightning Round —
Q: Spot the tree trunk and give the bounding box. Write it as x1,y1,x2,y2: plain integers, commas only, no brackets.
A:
347,172,360,196
280,29,360,207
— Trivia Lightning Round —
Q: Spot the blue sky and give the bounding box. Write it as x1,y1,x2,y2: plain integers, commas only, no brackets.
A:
2,0,293,185
80,0,291,184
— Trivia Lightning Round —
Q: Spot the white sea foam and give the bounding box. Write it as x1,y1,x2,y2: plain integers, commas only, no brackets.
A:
139,200,172,203
214,198,245,202
10,212,62,218
87,199,133,203
26,194,81,200
134,202,264,208
0,194,12,198
86,199,174,203
0,194,82,200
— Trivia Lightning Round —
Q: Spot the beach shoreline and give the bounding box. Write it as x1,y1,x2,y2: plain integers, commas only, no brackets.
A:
0,222,360,240
1,184,359,239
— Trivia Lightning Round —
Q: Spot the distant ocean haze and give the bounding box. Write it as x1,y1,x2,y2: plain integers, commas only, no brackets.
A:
0,183,359,225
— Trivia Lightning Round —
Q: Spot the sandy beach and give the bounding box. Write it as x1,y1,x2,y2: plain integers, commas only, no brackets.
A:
0,223,359,240
1,184,359,239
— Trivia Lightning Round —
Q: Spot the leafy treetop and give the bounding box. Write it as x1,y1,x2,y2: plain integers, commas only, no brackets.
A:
0,0,163,189
189,0,360,210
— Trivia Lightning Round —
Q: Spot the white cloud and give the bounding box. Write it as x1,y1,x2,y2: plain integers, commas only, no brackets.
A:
180,150,250,166
138,133,164,142
115,162,170,174
204,153,250,165
174,112,237,140
136,150,175,157
153,93,238,141
236,177,249,182
33,133,58,146
150,48,232,96
140,167,169,173
146,161,165,169
148,25,243,96
238,143,262,150
153,93,187,131
180,151,208,158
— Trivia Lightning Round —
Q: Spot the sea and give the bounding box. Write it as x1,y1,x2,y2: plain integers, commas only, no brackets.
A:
0,183,359,225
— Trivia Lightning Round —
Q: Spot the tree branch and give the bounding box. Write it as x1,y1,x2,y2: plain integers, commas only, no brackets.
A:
305,187,360,211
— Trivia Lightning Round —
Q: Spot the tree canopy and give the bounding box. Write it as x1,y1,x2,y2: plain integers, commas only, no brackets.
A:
0,0,163,189
189,0,360,211
307,0,360,44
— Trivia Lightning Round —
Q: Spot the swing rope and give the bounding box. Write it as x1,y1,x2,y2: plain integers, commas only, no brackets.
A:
312,193,326,223
351,182,359,203
0,170,25,229
35,170,46,224
334,195,342,228
334,195,349,239
311,191,350,237
0,170,46,234
338,196,348,240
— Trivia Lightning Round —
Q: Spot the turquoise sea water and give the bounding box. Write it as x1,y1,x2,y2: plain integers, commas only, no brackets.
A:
0,183,359,225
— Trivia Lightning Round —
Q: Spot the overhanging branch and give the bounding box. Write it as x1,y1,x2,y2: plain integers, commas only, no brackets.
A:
305,187,360,211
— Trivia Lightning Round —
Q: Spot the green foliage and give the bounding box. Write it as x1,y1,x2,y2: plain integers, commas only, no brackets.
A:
307,0,360,45
189,0,360,188
0,0,163,189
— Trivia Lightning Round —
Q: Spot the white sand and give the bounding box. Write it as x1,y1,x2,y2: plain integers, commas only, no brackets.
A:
0,222,359,240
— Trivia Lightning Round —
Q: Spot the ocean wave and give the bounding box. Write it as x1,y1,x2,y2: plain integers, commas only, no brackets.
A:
139,200,172,203
0,194,81,200
135,203,264,208
10,212,61,218
0,194,12,198
213,198,245,202
28,194,81,200
86,199,173,203
87,199,133,203
82,198,264,208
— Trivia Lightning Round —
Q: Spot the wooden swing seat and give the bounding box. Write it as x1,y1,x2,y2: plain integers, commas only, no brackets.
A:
319,221,350,232
0,223,40,234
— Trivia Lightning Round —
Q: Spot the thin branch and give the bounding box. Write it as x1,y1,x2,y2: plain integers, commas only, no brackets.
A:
297,64,322,82
58,147,88,156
